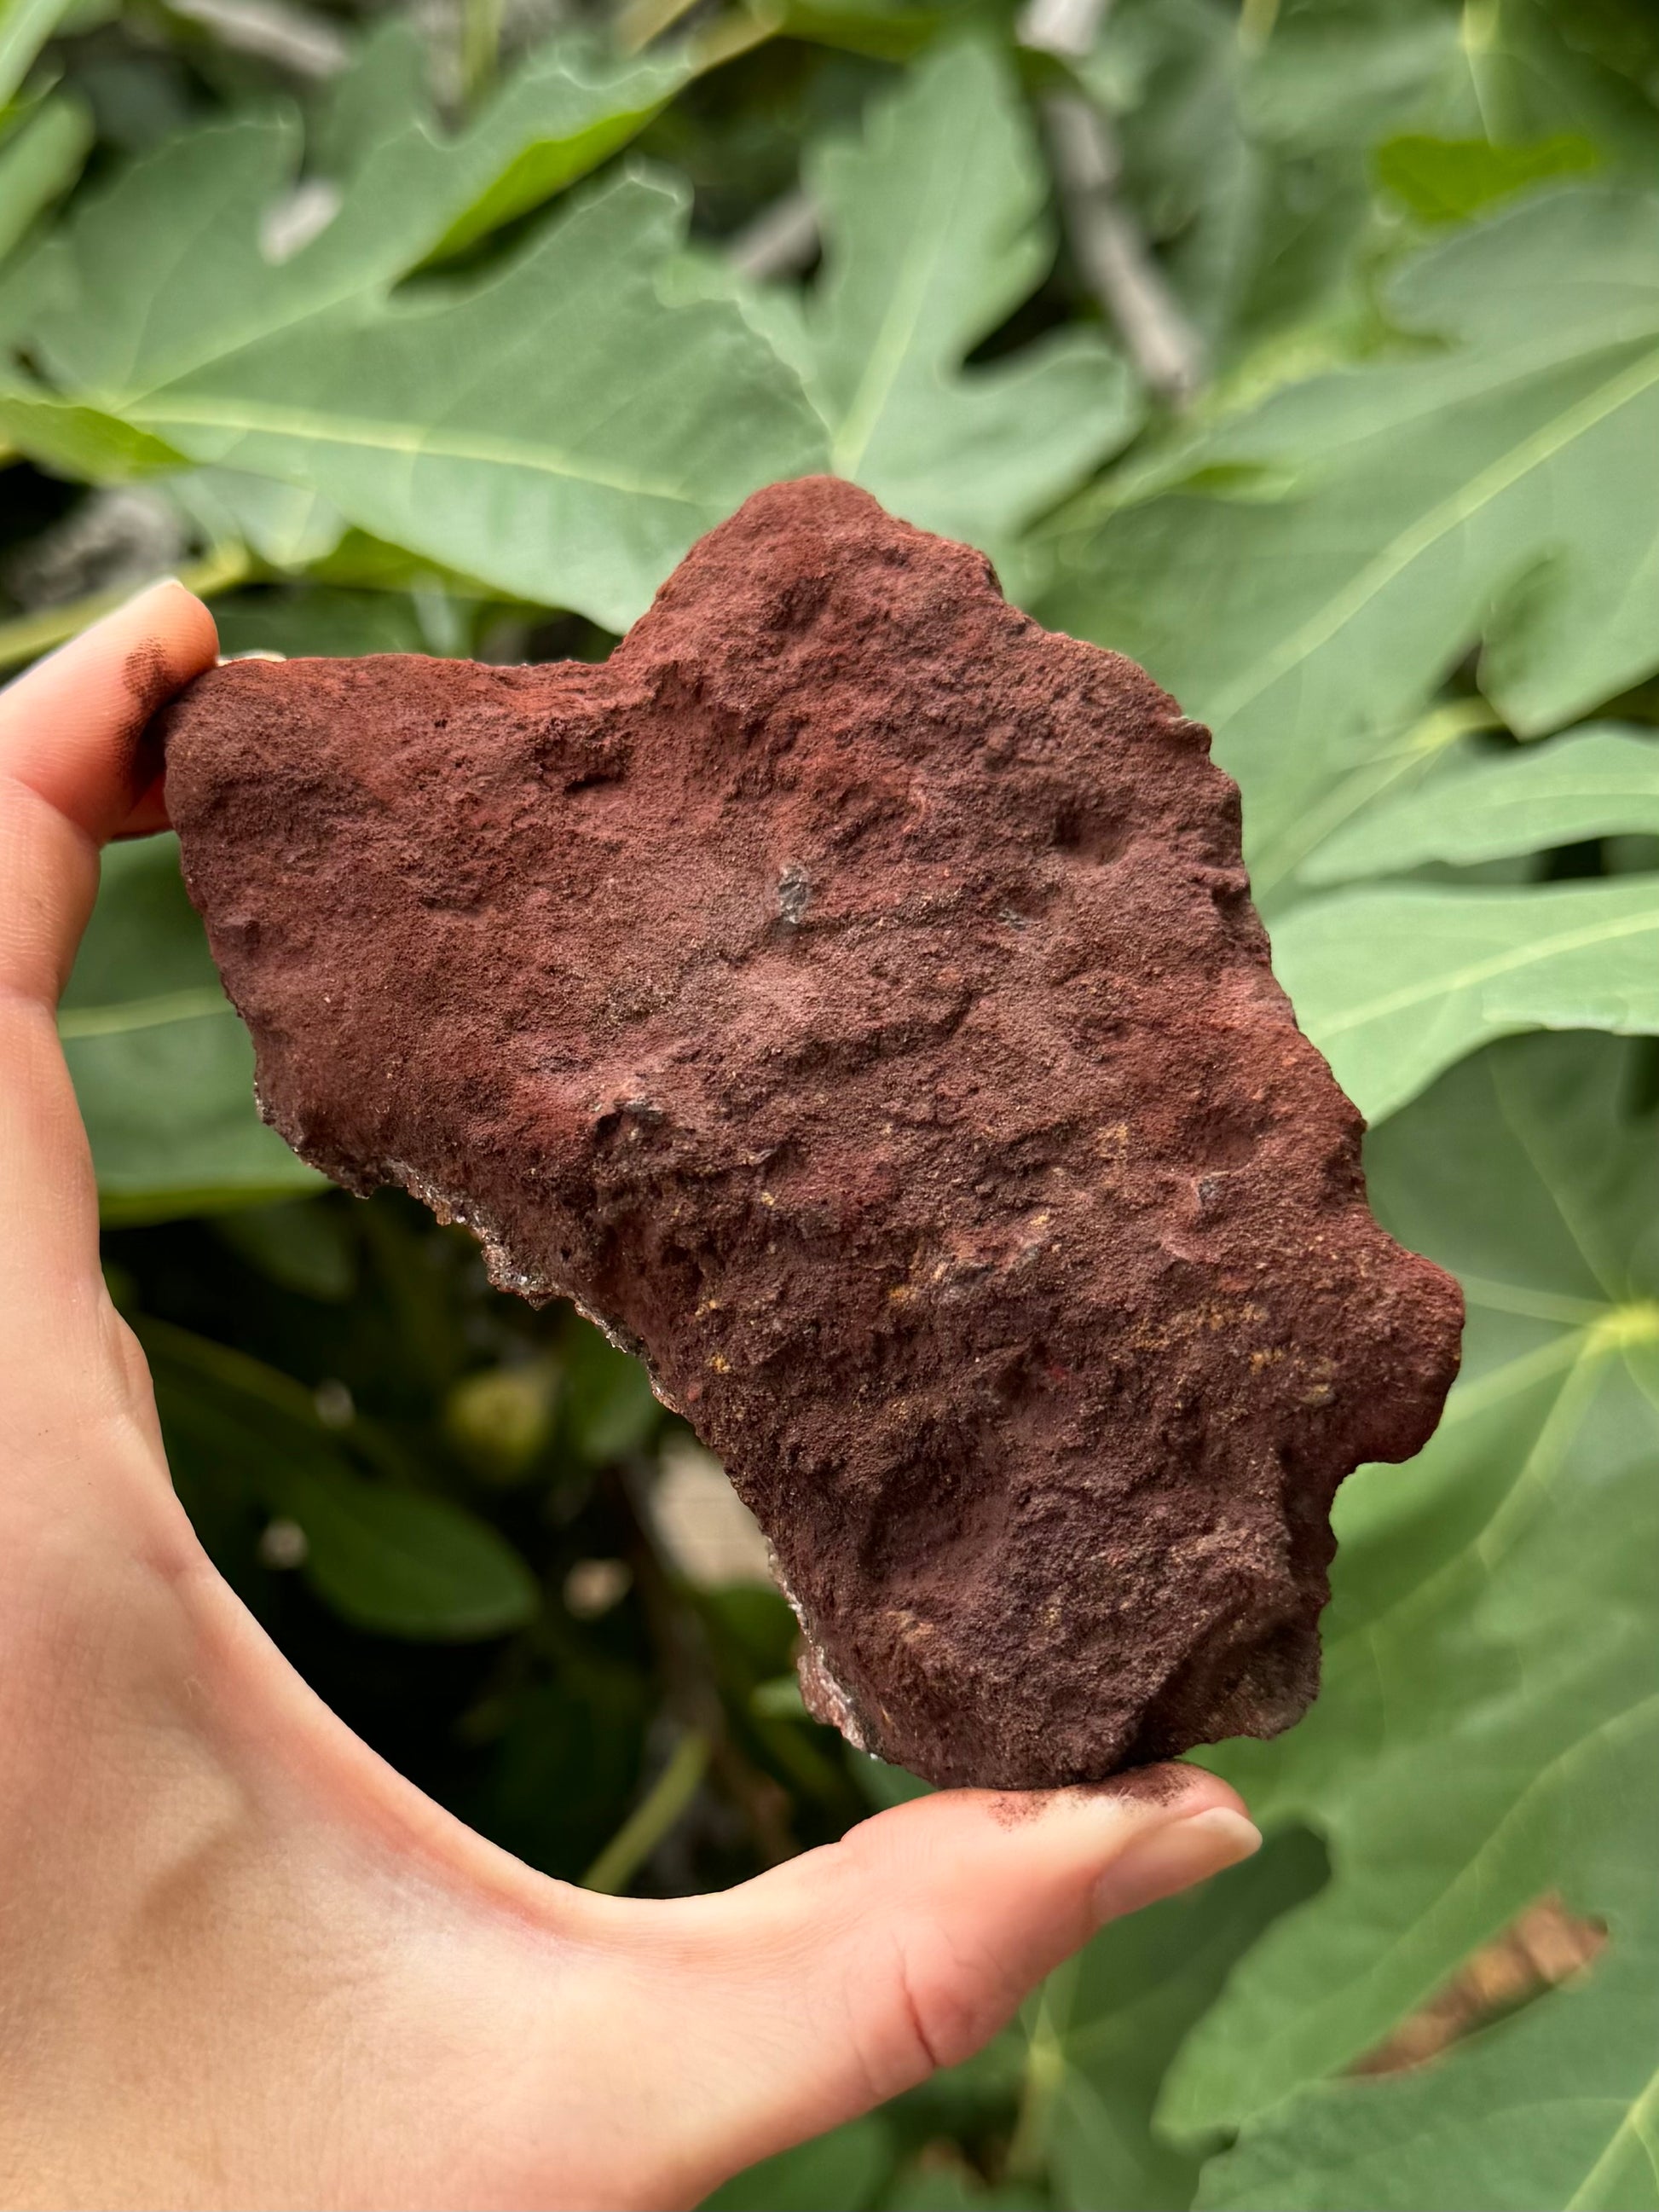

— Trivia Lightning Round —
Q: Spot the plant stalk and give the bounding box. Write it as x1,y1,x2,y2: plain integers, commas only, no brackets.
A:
581,1730,712,1894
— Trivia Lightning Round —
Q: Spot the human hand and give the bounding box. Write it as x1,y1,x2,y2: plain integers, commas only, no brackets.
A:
0,582,1261,2211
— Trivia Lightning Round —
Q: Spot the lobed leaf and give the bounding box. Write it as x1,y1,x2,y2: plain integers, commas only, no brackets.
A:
785,38,1140,568
1275,875,1659,1120
1040,188,1659,904
1304,723,1659,883
126,173,826,630
3,34,685,403
1156,1032,1659,2210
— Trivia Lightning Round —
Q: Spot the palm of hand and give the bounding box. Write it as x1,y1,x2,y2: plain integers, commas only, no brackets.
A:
0,584,1256,2211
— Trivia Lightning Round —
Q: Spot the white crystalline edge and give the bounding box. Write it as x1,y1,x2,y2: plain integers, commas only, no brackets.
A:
766,1538,872,1754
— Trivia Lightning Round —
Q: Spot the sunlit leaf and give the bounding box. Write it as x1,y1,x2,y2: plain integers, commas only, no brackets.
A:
1275,874,1659,1120
783,39,1139,567
1,34,685,403
1041,188,1659,900
0,379,183,477
1304,723,1659,882
0,0,76,110
0,90,90,264
122,174,827,628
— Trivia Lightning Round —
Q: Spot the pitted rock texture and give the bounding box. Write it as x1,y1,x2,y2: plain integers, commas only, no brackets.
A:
160,477,1463,1788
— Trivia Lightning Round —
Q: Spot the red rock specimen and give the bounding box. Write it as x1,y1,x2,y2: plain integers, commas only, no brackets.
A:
159,478,1463,1788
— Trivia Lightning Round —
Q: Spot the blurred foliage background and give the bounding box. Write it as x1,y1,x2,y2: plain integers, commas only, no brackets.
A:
5,0,1659,2203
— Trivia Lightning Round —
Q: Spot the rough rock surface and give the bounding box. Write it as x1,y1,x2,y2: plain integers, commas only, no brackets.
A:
159,477,1464,1788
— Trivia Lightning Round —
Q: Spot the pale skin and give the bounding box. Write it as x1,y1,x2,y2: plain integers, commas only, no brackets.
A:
0,581,1261,2211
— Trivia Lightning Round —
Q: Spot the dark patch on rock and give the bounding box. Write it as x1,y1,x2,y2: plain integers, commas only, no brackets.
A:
158,477,1463,1789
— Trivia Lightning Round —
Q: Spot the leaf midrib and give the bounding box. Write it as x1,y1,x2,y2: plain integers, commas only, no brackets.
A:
131,394,702,504
1565,2059,1659,2209
1310,893,1659,1039
826,91,985,478
1206,335,1659,729
1239,1676,1659,2140
60,987,231,1039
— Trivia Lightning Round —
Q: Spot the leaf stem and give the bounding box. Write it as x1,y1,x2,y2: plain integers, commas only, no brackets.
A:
1238,0,1280,55
581,1730,710,1893
0,541,251,671
460,0,501,104
1004,1956,1078,2183
615,0,704,54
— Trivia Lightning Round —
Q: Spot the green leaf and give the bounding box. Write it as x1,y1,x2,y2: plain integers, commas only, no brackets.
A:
424,39,687,261
1085,0,1458,367
558,1314,661,1464
1040,188,1659,900
1022,1830,1327,2212
0,0,75,109
1159,1032,1659,2211
773,0,943,63
1273,874,1659,1121
280,1462,540,1638
122,172,826,629
1376,131,1600,223
789,38,1140,565
702,2116,897,2212
0,378,184,478
1305,723,1659,883
62,836,321,1221
171,466,348,570
212,1196,357,1300
211,583,431,659
3,36,685,408
0,90,90,264
147,1322,540,1640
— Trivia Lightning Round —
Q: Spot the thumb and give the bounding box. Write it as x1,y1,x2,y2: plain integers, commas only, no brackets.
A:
627,1766,1259,2204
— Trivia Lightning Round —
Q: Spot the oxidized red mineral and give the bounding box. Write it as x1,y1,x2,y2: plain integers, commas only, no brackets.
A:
159,477,1463,1787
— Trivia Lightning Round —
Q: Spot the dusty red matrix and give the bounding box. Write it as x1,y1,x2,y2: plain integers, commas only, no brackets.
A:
160,477,1463,1788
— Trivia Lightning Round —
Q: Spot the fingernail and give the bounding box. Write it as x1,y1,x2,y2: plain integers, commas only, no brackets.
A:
1092,1808,1261,1924
216,649,286,665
